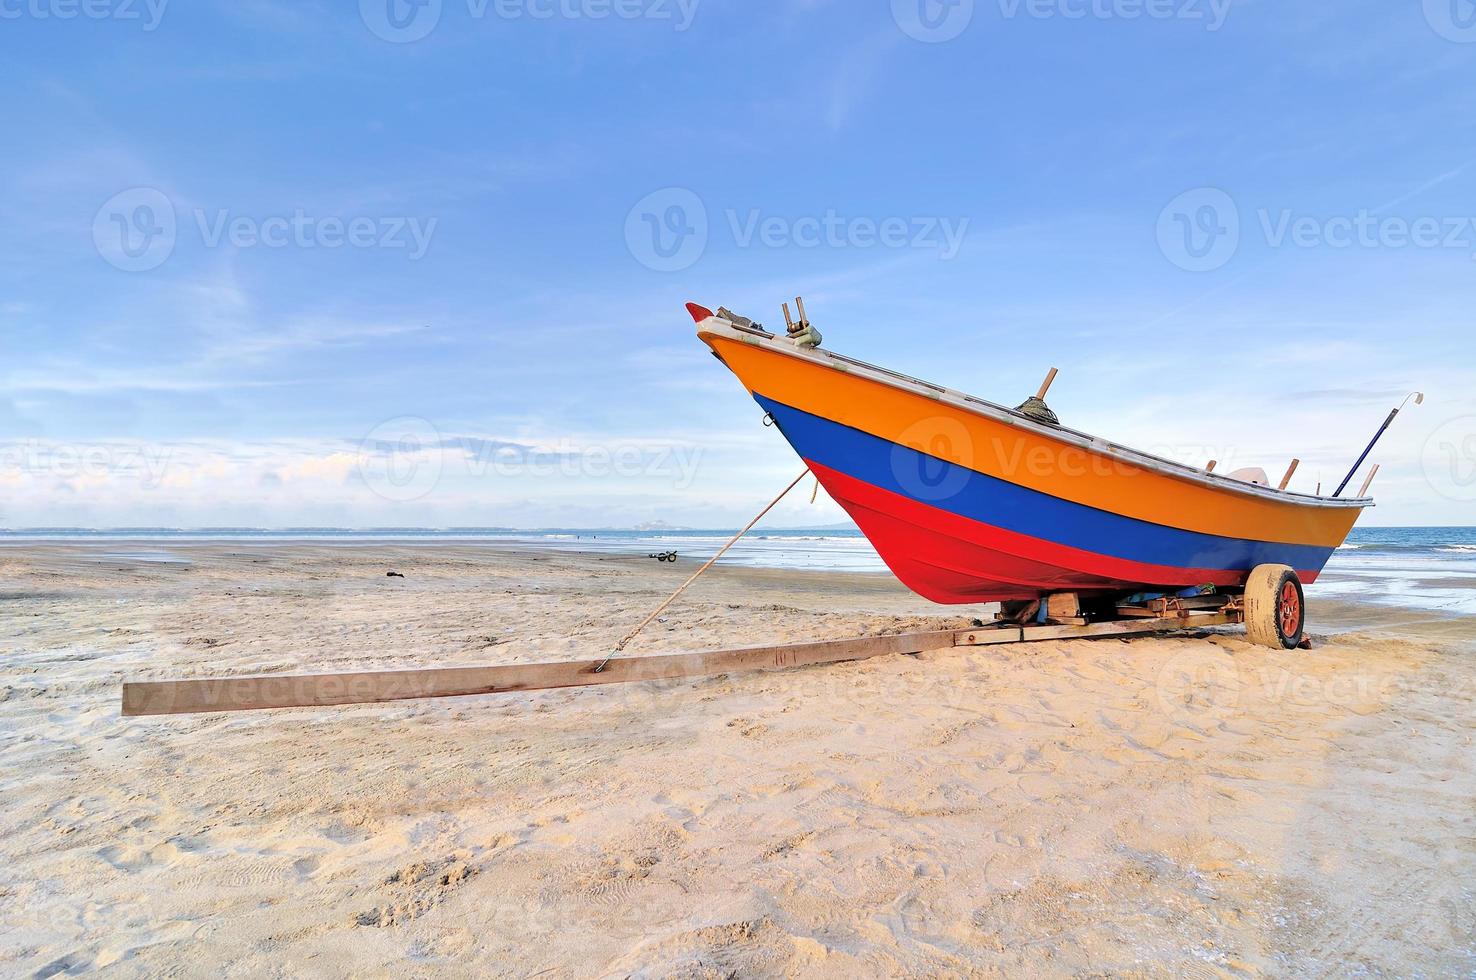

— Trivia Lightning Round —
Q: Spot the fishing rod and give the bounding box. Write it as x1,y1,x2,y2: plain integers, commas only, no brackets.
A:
1333,391,1424,497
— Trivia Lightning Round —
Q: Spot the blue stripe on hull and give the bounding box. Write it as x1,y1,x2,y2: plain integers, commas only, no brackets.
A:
756,394,1335,575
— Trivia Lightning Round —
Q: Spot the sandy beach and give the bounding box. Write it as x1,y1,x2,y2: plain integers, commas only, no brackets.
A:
2,542,1473,977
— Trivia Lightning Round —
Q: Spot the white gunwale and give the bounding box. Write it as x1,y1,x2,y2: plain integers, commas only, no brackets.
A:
698,315,1371,512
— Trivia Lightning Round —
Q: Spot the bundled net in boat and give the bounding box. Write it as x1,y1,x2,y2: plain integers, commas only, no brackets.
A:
1014,396,1060,426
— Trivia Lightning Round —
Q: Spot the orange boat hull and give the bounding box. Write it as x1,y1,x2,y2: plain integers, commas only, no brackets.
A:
695,306,1367,603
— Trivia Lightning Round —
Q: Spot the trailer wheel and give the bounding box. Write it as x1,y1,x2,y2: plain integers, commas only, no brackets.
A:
1245,564,1305,649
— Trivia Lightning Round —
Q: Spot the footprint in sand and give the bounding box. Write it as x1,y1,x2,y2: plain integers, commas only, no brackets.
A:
98,843,152,871
1016,773,1063,802
32,950,95,978
354,856,479,928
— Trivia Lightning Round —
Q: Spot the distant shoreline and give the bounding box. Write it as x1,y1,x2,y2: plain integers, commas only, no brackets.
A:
0,526,869,537
4,531,1473,620
3,524,1473,537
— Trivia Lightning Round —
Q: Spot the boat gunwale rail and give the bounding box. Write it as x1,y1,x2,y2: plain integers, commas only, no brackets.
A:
697,315,1370,511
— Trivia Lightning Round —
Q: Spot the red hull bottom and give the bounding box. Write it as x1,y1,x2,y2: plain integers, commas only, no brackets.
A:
812,462,1319,604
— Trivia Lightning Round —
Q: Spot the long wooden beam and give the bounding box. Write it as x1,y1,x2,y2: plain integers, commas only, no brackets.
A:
121,630,960,717
1013,612,1236,642
121,614,1240,717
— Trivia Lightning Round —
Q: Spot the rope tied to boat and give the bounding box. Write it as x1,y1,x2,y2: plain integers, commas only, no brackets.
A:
594,468,812,672
1013,396,1060,426
1014,367,1061,426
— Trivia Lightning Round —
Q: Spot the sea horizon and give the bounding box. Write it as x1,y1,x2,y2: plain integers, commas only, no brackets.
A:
4,523,1473,536
7,525,1474,616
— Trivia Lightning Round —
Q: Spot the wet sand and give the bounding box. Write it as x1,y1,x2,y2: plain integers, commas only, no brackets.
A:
2,543,1473,976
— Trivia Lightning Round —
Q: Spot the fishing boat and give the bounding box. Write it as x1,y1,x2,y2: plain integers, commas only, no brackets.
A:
691,300,1387,649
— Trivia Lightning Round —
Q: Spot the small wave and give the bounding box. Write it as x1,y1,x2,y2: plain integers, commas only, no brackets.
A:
1437,545,1476,553
1341,541,1472,554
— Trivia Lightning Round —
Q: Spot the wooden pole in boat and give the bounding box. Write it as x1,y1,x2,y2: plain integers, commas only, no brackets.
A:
595,468,812,672
1035,367,1059,401
1357,464,1380,498
1278,459,1300,491
1206,460,1218,473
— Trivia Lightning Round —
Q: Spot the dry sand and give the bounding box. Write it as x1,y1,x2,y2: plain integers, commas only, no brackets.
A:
2,543,1473,977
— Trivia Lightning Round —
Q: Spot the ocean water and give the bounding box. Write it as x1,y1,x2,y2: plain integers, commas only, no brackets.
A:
4,525,1474,615
0,527,885,571
1317,526,1476,615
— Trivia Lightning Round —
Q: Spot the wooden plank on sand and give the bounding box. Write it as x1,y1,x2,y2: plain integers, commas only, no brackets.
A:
122,614,1244,717
121,630,961,716
1019,613,1236,642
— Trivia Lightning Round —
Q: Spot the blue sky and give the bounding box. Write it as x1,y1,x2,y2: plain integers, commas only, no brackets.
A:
2,0,1474,527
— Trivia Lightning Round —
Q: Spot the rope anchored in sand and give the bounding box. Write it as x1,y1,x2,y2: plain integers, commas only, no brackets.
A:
594,468,812,672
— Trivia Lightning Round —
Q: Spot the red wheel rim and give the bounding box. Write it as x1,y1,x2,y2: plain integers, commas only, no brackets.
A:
1279,579,1301,637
